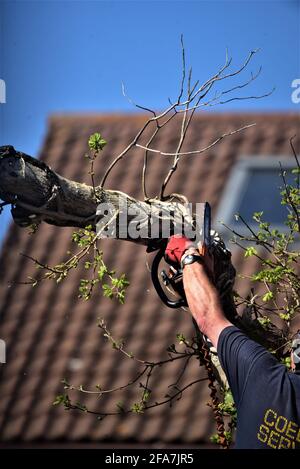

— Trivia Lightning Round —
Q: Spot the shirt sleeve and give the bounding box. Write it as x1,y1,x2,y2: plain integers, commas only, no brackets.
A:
217,325,282,408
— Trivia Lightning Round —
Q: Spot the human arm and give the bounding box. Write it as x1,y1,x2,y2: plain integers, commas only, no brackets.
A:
164,235,232,348
182,257,232,348
164,236,289,411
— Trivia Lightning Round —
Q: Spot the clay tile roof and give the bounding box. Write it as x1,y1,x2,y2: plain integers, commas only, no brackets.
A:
0,112,299,447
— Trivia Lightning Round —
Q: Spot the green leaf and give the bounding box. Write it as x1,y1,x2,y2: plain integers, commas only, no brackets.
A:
279,312,291,321
131,402,144,414
53,394,71,407
258,316,271,327
88,133,107,152
218,390,236,418
281,356,291,369
98,265,107,280
102,284,114,299
142,389,151,403
244,246,258,258
176,333,186,344
253,211,263,222
262,291,274,302
210,434,220,444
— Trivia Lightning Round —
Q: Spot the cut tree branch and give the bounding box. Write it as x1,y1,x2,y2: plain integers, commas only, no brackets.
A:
0,145,193,249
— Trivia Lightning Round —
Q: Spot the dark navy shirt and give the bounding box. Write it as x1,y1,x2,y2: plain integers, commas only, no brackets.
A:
217,326,300,449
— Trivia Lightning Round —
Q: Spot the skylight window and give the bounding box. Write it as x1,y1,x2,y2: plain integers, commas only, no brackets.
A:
215,157,296,238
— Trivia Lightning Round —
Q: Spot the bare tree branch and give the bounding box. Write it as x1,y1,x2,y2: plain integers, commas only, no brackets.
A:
136,123,256,157
99,47,263,196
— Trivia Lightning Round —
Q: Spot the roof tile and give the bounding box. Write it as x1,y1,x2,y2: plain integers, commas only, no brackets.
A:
0,112,299,446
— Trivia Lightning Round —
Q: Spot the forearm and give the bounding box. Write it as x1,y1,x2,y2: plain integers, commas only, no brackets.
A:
183,261,232,348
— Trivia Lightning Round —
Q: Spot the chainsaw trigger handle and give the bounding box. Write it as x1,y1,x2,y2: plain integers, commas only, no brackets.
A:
150,201,212,309
151,248,187,309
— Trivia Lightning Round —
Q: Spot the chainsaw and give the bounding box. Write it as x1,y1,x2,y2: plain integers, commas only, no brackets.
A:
149,202,212,309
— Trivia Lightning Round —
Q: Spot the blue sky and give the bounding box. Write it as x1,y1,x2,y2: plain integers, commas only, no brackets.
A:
0,0,299,243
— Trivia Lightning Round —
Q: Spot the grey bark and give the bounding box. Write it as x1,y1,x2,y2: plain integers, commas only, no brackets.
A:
0,145,193,249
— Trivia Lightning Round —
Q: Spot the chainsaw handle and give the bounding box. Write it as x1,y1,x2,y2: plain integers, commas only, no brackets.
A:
151,248,186,309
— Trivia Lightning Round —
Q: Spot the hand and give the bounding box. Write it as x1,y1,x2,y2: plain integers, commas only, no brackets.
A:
165,235,214,277
164,235,195,266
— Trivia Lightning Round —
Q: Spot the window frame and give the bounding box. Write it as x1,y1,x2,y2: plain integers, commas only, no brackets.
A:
214,156,297,239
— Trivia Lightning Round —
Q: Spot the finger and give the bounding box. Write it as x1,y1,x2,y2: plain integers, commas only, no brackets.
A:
197,241,214,277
